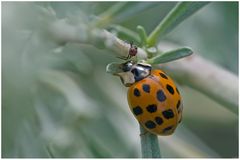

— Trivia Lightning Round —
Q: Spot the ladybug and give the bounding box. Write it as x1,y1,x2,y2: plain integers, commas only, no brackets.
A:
118,42,138,60
117,61,183,135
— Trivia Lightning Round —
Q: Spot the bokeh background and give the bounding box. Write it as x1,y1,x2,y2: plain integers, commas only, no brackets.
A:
2,2,238,158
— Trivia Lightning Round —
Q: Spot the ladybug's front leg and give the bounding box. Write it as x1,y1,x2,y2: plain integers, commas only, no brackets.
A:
117,54,131,60
139,126,149,136
139,131,148,136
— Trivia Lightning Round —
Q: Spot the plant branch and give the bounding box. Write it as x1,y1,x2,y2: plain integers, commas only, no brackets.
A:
48,19,147,59
140,125,161,158
158,42,238,115
48,20,238,115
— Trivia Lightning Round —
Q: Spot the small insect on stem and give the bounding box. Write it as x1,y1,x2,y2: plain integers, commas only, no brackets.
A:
118,41,138,60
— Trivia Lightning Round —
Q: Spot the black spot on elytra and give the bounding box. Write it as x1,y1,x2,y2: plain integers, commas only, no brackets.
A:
176,87,180,94
142,84,150,93
178,116,182,123
162,109,174,119
166,84,174,95
146,104,157,113
159,72,168,79
132,106,143,116
155,117,163,125
134,88,141,97
156,90,166,102
145,120,156,129
163,126,173,132
176,100,181,113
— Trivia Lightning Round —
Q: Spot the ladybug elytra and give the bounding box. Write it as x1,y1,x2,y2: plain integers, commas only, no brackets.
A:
117,61,183,135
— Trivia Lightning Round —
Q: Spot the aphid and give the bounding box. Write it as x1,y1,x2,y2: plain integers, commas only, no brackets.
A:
118,42,138,60
116,61,183,135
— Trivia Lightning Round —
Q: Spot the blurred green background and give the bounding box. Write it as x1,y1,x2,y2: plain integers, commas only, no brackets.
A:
2,2,238,158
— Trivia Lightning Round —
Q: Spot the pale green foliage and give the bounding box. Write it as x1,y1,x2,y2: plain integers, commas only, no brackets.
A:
147,47,193,64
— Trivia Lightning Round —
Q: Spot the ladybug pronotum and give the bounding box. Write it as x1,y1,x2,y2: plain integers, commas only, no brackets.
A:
116,61,183,136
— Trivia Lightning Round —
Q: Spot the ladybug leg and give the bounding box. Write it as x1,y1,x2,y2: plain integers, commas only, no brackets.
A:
117,54,131,60
139,130,148,136
125,55,133,60
117,55,127,60
127,54,132,59
125,55,130,60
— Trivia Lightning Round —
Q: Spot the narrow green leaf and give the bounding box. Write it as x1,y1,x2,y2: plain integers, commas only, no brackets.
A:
147,2,209,46
114,2,158,23
94,2,127,27
110,25,140,43
99,2,127,18
137,25,148,46
147,47,193,64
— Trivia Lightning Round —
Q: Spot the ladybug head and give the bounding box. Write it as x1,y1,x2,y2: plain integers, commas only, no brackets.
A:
117,61,152,87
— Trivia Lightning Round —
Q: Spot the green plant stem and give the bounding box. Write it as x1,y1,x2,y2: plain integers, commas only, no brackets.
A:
110,24,140,43
147,2,209,46
48,20,147,59
140,125,161,158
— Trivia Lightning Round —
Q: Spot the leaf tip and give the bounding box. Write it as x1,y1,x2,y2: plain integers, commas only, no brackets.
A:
182,46,194,56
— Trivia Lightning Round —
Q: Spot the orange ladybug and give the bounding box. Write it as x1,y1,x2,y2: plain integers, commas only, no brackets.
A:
117,61,183,135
